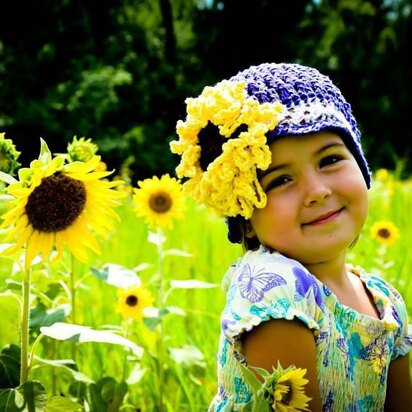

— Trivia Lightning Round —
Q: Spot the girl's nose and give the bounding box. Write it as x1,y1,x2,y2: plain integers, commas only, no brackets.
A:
303,174,331,207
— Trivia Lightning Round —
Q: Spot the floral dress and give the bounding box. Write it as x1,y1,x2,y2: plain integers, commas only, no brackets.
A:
209,246,412,411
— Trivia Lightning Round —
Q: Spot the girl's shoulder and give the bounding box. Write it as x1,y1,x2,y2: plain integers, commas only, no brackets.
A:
350,264,406,307
221,246,324,340
350,265,410,336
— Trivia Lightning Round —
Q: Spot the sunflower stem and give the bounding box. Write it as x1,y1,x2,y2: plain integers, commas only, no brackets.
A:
156,227,165,412
70,254,77,361
122,319,130,382
20,265,31,384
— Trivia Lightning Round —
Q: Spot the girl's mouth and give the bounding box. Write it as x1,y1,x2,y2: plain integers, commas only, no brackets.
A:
303,208,344,226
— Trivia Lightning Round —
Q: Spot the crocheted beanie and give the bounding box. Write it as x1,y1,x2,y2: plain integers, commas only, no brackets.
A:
227,62,371,243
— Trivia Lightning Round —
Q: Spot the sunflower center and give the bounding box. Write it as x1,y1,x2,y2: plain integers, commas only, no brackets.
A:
198,122,248,171
126,295,138,306
25,172,87,232
281,381,293,406
377,228,390,239
149,191,172,213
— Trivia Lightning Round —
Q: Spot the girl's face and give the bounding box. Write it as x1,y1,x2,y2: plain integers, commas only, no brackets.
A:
248,131,368,265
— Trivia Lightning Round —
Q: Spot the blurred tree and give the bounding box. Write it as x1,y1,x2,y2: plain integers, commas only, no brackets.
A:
0,0,411,179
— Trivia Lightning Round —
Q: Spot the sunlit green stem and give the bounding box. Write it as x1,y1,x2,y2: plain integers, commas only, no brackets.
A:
122,319,130,382
156,226,165,412
20,265,31,384
28,332,44,371
70,254,77,360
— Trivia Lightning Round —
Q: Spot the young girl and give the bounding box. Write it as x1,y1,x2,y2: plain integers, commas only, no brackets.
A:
170,63,412,411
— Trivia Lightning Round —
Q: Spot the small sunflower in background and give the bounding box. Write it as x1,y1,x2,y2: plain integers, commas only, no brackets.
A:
116,284,154,321
133,174,186,229
375,168,389,183
0,139,125,269
370,220,400,246
0,132,21,175
67,136,98,163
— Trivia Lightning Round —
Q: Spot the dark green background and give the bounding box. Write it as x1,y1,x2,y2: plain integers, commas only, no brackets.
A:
0,0,411,181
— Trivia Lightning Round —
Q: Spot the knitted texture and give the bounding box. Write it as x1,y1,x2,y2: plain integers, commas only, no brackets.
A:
226,63,371,243
230,63,370,186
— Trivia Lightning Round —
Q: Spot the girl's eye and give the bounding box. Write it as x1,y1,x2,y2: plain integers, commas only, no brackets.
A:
319,154,344,168
265,175,292,191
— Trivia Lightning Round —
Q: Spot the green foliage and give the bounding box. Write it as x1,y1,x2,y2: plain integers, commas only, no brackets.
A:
0,0,410,178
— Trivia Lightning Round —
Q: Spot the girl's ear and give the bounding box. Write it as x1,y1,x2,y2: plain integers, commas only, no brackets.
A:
244,222,256,239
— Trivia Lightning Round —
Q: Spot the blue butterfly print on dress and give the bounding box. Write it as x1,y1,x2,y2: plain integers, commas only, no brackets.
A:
293,267,324,309
237,263,286,303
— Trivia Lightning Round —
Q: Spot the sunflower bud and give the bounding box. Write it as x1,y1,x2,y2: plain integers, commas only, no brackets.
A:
67,136,98,162
0,132,21,175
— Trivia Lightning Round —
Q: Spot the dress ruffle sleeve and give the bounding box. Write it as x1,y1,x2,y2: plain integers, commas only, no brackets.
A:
220,247,325,343
387,282,412,360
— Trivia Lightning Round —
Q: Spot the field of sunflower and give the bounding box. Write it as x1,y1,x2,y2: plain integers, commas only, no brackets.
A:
0,134,411,411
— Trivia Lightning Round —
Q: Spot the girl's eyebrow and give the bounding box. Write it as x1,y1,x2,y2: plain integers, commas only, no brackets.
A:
258,141,346,180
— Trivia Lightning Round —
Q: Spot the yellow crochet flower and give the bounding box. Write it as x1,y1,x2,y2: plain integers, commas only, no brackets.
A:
170,80,283,218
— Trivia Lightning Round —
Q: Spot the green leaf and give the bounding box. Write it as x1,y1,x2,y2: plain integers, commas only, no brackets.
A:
30,302,71,335
170,279,218,289
17,167,32,184
90,264,141,288
38,138,52,164
0,381,47,412
168,345,206,369
142,316,161,331
0,172,17,185
148,231,166,246
0,344,20,389
162,249,192,258
40,323,143,357
45,396,82,412
85,383,106,412
34,358,93,383
98,377,127,412
126,364,146,385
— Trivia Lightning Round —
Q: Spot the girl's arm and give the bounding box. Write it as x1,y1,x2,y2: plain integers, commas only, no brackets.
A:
242,318,323,411
385,353,412,410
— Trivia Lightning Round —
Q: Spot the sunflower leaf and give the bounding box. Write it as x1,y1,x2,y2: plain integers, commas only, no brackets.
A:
40,322,144,358
148,231,166,246
34,357,93,384
0,344,20,389
0,172,17,185
90,264,141,288
0,380,47,412
38,138,52,164
45,396,82,412
162,249,192,258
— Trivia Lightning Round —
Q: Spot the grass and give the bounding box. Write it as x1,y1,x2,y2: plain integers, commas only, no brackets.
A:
0,170,411,411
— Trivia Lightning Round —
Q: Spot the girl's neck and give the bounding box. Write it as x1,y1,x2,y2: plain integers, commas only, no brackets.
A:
302,253,349,288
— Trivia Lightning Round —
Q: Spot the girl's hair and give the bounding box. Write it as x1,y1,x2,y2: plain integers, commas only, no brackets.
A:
227,215,260,251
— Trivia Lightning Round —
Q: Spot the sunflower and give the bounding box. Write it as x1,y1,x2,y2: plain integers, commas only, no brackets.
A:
375,168,389,182
0,140,125,270
0,132,21,175
370,220,400,246
116,284,154,321
132,174,186,229
67,136,98,163
271,368,311,411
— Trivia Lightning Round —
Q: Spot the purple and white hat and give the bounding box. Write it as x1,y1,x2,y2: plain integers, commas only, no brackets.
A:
227,62,370,243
